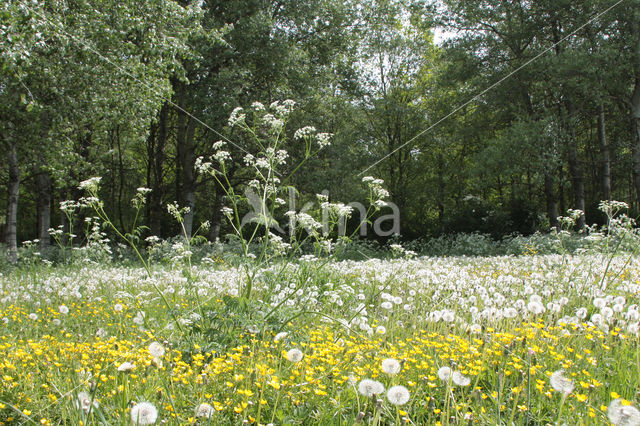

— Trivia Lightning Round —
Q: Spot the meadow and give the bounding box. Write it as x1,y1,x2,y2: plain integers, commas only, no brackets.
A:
2,244,640,425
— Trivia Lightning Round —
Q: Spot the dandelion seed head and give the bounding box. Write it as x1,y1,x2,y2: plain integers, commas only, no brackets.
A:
130,401,158,425
358,379,385,397
387,385,410,405
286,348,304,363
452,371,471,387
196,402,215,418
608,399,640,426
148,342,165,358
381,358,401,375
550,370,574,395
438,366,452,382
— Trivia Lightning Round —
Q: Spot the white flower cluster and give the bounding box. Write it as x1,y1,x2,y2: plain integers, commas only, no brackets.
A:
78,176,102,193
228,106,245,127
362,176,389,204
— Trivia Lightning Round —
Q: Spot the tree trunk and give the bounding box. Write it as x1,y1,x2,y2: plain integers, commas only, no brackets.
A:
544,173,559,230
175,81,196,240
208,188,224,242
6,139,19,264
630,10,640,207
598,103,611,201
565,101,586,229
149,104,169,237
631,78,640,204
35,166,52,250
436,151,445,232
116,126,126,230
181,119,196,240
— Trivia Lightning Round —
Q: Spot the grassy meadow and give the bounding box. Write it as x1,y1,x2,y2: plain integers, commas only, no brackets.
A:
1,247,640,425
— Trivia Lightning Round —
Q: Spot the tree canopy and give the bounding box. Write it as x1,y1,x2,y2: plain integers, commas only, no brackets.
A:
2,0,639,260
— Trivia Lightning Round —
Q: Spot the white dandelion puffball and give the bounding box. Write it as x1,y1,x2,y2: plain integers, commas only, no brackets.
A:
114,303,124,312
442,310,455,322
358,379,385,397
608,399,640,426
452,371,471,387
58,305,69,315
527,301,545,315
576,307,588,319
469,324,482,334
148,342,165,358
387,385,410,406
131,401,158,425
196,403,215,418
151,357,163,369
75,391,98,413
29,313,38,321
117,361,135,372
550,370,574,395
286,348,304,363
381,358,401,375
274,332,288,342
438,366,452,382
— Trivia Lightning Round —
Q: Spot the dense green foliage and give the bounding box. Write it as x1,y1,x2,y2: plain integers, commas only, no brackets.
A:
2,0,640,260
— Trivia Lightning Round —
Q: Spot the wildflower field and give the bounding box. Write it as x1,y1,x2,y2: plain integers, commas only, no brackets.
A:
2,252,640,425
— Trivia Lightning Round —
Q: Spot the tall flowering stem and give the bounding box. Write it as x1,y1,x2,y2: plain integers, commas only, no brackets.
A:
78,179,184,333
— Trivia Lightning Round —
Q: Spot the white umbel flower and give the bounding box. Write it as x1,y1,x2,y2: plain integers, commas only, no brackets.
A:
387,385,410,406
550,370,574,395
608,399,640,426
381,358,401,375
130,401,158,425
358,379,385,397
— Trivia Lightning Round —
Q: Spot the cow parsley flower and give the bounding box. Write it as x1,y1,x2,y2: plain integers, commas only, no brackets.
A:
387,385,410,406
358,379,385,397
294,126,316,140
381,358,401,375
131,401,158,425
316,132,332,148
251,101,265,111
78,177,102,192
608,399,640,426
228,107,245,127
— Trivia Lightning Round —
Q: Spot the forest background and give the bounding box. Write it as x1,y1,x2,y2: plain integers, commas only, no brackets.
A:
2,0,640,262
